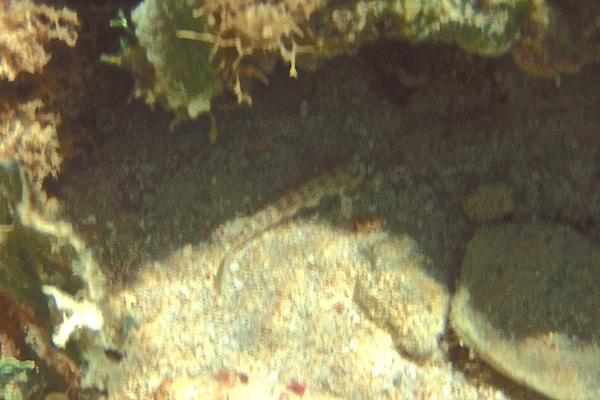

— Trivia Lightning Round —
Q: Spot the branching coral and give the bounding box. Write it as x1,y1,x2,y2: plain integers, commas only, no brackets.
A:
42,285,104,349
0,0,78,81
177,0,326,104
0,100,62,192
108,0,600,121
0,0,79,193
116,0,553,120
0,161,120,393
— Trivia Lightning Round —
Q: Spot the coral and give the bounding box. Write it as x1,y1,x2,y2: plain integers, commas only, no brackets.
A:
309,0,535,61
125,0,222,119
108,0,327,117
177,0,327,103
0,100,62,193
108,0,600,117
0,161,121,394
0,0,79,192
13,166,125,392
0,0,78,81
113,0,545,118
0,161,81,397
42,285,104,349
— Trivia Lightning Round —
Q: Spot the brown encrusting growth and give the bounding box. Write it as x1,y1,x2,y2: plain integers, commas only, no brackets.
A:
0,0,79,192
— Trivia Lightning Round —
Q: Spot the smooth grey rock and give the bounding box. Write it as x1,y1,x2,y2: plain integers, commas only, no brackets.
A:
451,223,600,400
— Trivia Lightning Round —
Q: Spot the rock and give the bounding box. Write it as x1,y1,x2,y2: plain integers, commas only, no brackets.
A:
356,235,450,359
451,222,600,400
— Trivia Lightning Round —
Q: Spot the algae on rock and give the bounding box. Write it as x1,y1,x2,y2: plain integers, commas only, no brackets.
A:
117,0,221,119
113,0,541,119
0,357,38,400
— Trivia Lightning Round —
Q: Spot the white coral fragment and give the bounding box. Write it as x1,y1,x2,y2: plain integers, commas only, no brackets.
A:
42,285,104,348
